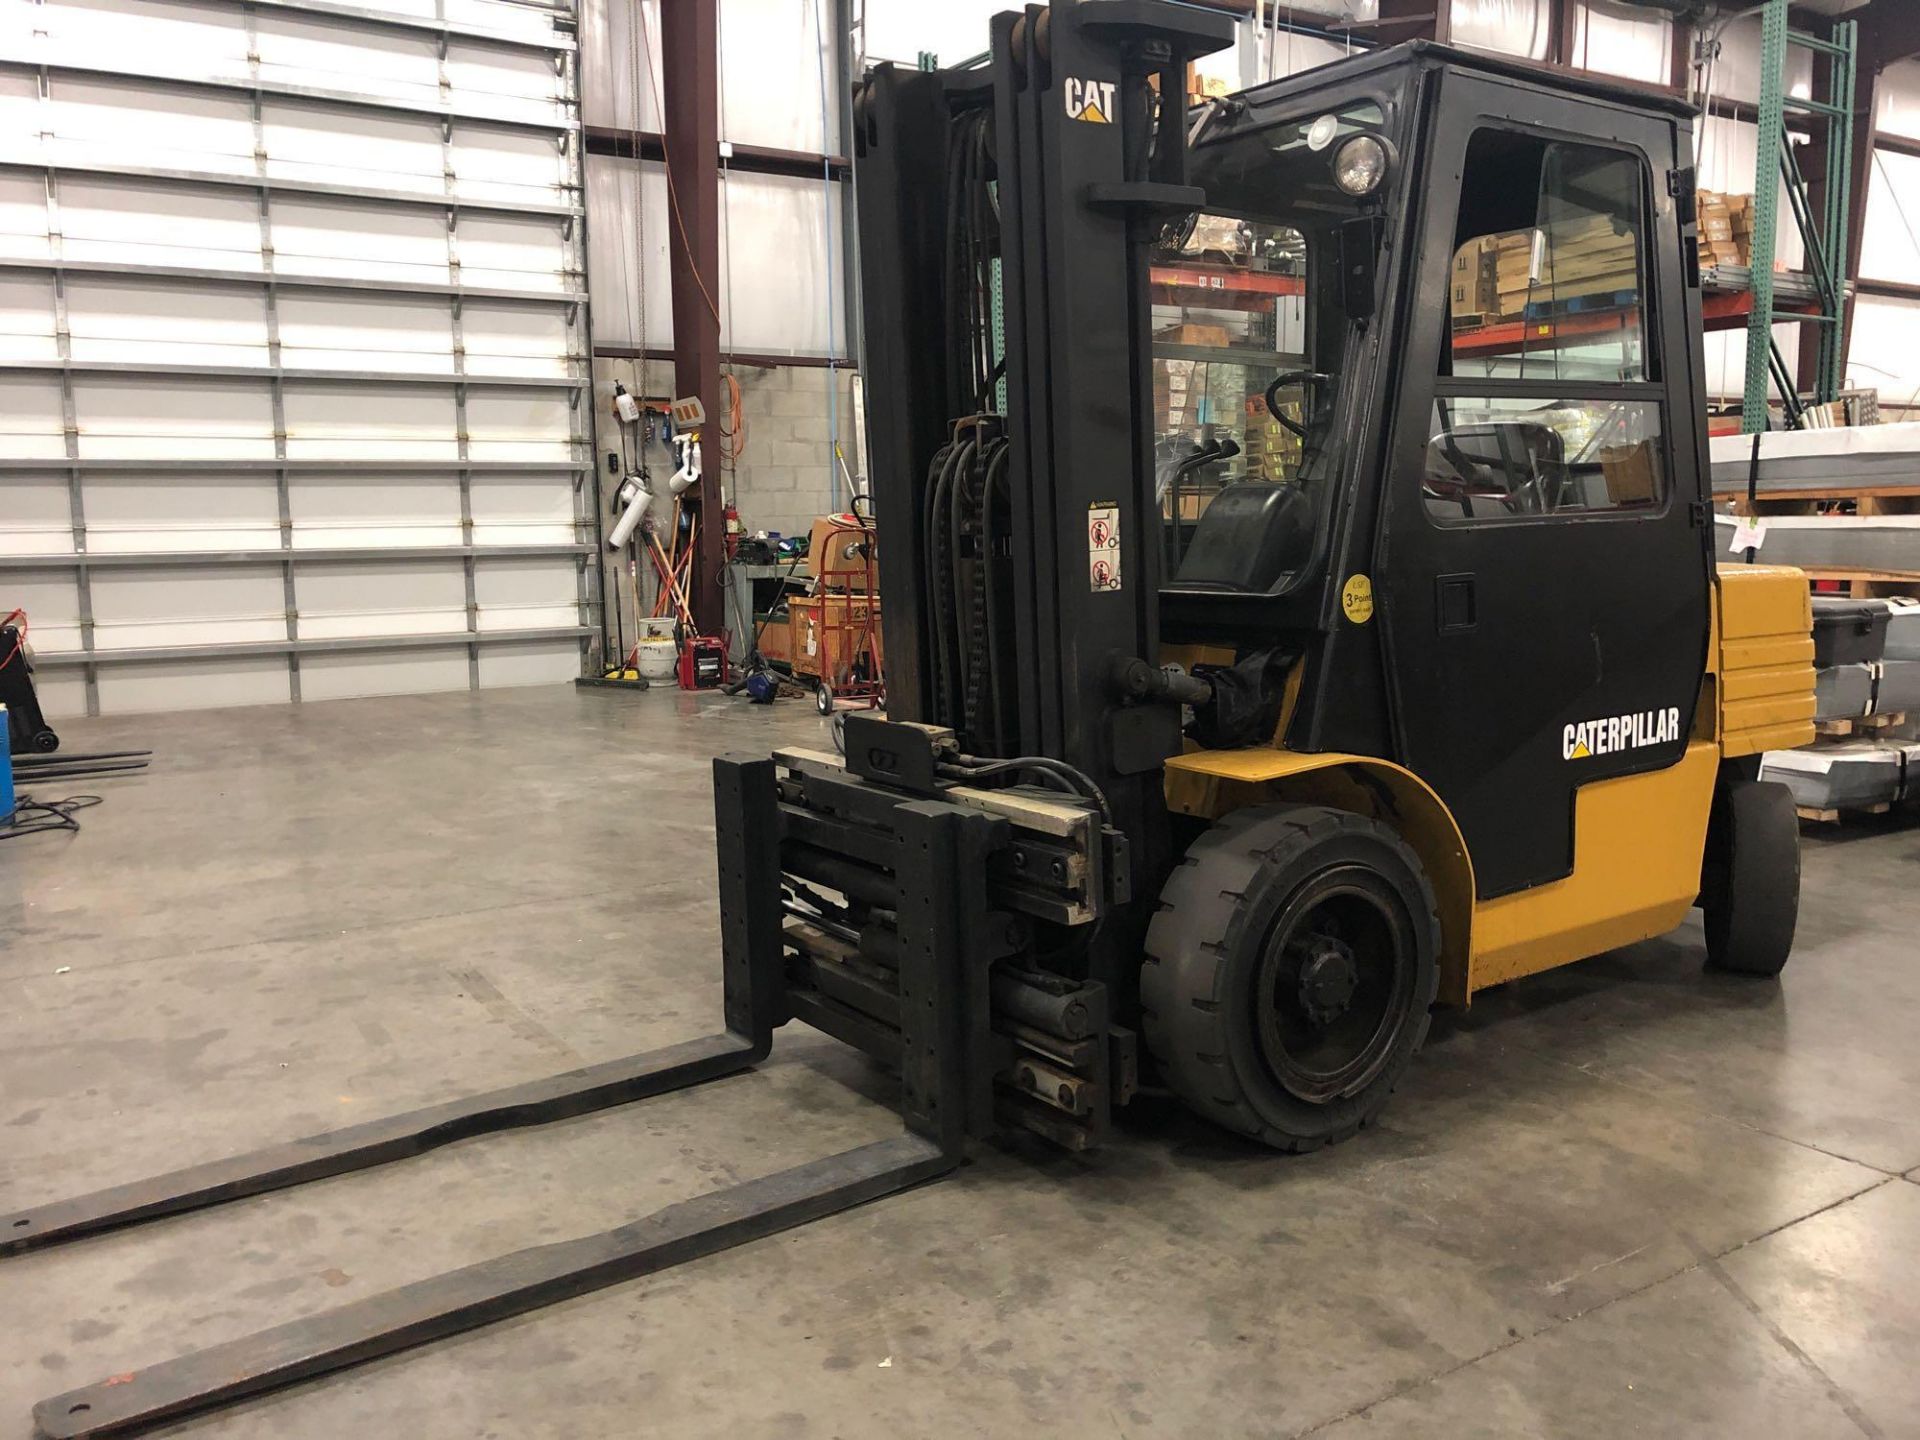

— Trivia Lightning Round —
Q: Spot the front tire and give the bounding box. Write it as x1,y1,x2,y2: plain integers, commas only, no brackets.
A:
1141,804,1441,1152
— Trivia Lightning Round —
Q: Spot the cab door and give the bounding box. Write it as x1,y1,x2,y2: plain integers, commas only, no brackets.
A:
1374,73,1711,899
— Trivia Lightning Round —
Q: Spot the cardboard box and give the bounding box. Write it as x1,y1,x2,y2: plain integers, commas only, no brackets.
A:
1182,213,1246,260
1155,322,1233,349
804,515,876,591
1451,244,1500,318
1600,440,1661,507
1696,188,1749,265
756,611,793,665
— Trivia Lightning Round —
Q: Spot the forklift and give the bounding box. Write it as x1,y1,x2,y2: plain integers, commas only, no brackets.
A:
9,7,1816,1435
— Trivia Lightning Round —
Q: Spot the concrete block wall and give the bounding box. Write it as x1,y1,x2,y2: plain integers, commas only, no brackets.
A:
590,358,855,542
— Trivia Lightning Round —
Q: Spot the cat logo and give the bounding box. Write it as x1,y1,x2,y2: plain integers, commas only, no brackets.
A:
1562,706,1681,761
1064,76,1117,124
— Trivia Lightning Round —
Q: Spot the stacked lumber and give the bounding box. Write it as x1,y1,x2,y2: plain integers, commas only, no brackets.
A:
1448,216,1638,324
1495,214,1636,312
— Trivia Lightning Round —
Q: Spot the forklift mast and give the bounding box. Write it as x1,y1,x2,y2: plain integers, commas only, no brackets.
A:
854,0,1235,992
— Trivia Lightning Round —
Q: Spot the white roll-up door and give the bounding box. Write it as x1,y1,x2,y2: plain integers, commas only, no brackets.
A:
0,0,598,717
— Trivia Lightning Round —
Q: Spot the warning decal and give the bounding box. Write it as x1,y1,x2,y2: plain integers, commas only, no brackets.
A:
1088,503,1122,592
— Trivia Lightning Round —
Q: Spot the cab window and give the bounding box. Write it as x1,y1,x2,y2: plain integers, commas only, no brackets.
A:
1156,97,1389,593
1426,132,1665,524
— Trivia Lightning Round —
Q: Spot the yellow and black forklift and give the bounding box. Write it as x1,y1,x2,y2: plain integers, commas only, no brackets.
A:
10,6,1816,1434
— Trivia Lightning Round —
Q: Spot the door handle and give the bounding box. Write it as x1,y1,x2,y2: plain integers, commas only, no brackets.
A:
1436,573,1477,634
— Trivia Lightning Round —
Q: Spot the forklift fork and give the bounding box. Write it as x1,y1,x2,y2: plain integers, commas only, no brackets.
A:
10,755,1011,1440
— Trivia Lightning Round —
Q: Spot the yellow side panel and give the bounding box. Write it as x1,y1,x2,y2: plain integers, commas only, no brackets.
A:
1165,748,1476,1006
1718,563,1813,639
1715,565,1815,758
1468,740,1719,992
1164,748,1330,784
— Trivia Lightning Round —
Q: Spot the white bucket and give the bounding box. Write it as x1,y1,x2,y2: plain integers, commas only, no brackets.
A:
636,637,678,681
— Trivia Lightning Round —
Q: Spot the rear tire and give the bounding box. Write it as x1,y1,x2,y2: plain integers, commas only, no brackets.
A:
1701,777,1800,977
1141,804,1441,1152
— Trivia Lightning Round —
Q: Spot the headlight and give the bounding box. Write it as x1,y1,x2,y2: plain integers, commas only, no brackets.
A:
1332,134,1389,197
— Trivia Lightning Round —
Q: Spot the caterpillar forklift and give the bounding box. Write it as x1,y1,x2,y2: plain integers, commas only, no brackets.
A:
10,6,1816,1435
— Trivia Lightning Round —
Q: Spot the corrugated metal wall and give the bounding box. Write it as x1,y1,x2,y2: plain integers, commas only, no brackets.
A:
580,0,852,546
0,0,598,718
579,0,846,362
1854,58,1920,420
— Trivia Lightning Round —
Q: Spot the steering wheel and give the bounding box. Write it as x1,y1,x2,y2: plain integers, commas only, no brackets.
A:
1264,371,1331,439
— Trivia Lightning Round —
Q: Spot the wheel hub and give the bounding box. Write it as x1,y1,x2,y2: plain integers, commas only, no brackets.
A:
1251,868,1419,1105
1292,935,1359,1027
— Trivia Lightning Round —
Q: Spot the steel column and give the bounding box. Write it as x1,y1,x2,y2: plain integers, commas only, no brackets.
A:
1741,1,1789,432
660,0,727,637
1741,2,1854,431
1839,21,1892,407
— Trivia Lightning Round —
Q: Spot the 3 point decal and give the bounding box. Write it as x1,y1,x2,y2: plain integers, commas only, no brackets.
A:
1340,574,1374,625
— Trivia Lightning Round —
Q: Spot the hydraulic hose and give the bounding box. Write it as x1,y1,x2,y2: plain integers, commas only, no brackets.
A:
941,753,1115,827
948,441,978,726
975,440,1012,756
928,439,974,727
919,442,954,720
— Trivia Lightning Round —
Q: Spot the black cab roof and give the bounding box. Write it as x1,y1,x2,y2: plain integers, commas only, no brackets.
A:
1233,37,1698,123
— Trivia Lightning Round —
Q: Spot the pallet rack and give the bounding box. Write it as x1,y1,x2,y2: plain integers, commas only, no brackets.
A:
1740,0,1857,433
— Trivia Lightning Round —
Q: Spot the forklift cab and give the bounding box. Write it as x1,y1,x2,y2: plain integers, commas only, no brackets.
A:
1155,44,1715,901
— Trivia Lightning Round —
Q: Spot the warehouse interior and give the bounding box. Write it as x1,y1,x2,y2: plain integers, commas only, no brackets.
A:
6,0,1920,1436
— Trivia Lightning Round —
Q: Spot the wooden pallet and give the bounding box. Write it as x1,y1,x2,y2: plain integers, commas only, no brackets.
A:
1522,287,1637,319
1798,802,1893,824
1800,571,1920,600
1813,711,1909,738
1717,489,1920,518
1714,494,1920,513
1714,490,1920,597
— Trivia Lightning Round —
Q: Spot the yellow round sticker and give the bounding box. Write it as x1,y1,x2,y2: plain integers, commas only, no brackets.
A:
1341,573,1374,625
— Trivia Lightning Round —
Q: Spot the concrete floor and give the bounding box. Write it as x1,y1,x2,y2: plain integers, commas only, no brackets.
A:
4,685,1919,1440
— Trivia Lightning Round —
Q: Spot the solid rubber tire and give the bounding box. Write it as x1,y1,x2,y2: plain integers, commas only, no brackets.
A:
1140,803,1441,1151
1702,777,1800,977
